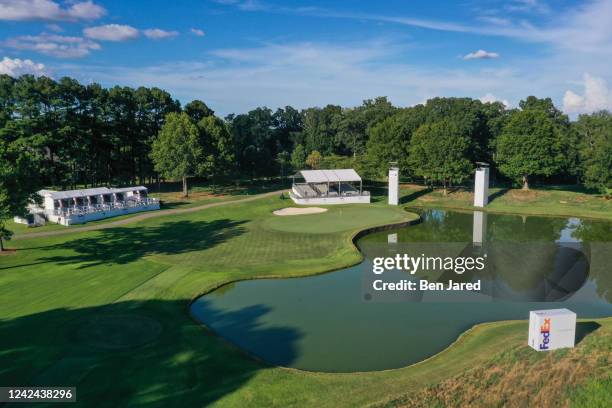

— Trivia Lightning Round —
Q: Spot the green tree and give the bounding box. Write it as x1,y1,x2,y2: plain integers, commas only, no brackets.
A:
518,96,577,181
496,110,564,189
291,144,306,171
575,111,612,194
302,105,341,155
408,120,472,194
196,115,235,184
0,139,40,251
335,97,396,157
151,112,202,197
227,107,277,177
276,151,291,179
273,106,303,152
365,106,426,178
185,100,214,123
306,150,323,169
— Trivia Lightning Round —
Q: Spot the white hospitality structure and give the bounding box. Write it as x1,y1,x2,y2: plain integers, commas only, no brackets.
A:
290,169,370,205
528,308,576,351
14,186,160,226
388,164,399,206
474,162,490,208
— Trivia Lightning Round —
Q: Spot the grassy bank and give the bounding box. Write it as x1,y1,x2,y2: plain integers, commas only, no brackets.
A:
401,184,612,220
380,318,612,408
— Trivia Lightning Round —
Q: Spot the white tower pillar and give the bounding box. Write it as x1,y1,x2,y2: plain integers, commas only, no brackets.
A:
474,163,489,208
388,165,399,205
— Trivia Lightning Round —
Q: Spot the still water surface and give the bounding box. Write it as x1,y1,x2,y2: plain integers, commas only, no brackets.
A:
190,209,612,372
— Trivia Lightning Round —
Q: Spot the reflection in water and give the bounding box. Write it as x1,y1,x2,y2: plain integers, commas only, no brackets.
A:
472,211,486,246
191,209,612,372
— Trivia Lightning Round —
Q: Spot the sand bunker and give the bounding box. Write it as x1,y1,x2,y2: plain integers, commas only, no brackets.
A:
273,207,328,216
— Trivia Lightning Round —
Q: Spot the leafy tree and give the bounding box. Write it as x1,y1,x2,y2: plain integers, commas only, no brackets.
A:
518,96,577,181
0,139,40,250
151,112,203,197
302,105,341,155
496,110,564,189
227,107,277,177
335,97,397,157
291,144,306,170
365,106,426,178
305,150,323,169
196,115,235,184
408,120,472,194
276,151,291,179
185,100,214,123
273,106,303,151
574,111,612,194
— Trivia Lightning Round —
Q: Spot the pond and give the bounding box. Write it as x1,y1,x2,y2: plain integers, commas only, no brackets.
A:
190,209,612,372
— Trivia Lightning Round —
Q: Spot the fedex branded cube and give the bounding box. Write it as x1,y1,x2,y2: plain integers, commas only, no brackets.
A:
528,309,576,351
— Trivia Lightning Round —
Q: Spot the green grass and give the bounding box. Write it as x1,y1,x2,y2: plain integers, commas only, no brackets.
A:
568,377,612,407
0,188,610,407
401,184,612,220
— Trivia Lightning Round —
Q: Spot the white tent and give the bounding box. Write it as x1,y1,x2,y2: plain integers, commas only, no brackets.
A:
297,169,361,183
291,168,367,204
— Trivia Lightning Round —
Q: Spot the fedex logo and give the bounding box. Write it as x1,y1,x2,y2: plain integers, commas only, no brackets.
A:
539,318,551,350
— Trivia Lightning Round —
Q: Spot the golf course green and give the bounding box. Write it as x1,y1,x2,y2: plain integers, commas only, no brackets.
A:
1,192,610,406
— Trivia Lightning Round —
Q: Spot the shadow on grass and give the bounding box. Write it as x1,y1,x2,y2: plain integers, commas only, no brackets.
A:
42,219,247,268
575,321,601,345
400,187,431,204
159,201,189,210
0,298,300,406
488,188,510,204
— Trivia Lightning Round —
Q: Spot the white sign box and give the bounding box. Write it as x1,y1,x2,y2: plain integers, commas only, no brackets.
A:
528,308,576,351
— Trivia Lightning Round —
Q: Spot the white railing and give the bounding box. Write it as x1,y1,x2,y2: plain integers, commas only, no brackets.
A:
292,183,370,199
52,197,159,217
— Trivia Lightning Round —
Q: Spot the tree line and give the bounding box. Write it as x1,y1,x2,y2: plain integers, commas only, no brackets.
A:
1,74,611,209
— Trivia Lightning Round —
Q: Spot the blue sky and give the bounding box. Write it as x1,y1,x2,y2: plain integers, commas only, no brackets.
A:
1,0,611,116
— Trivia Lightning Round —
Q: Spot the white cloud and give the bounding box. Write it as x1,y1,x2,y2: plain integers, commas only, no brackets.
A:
463,50,500,60
190,28,205,37
84,24,139,42
143,28,179,39
3,33,101,58
480,93,509,107
214,0,266,11
0,0,105,21
0,57,48,77
68,40,525,115
506,0,550,14
45,23,63,32
563,73,612,114
67,1,106,20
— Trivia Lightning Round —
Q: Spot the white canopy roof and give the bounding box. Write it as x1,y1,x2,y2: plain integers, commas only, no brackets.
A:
296,169,362,183
40,186,147,200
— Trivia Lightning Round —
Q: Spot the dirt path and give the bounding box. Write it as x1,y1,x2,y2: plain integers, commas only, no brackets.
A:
13,190,285,240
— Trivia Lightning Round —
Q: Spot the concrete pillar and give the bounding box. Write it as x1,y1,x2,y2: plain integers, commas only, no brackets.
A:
474,164,489,208
388,165,399,205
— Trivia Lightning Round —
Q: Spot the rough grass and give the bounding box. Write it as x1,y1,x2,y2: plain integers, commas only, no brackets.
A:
379,319,612,408
401,184,612,220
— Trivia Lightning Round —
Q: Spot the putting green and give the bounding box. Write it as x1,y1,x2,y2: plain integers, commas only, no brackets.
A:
263,205,411,233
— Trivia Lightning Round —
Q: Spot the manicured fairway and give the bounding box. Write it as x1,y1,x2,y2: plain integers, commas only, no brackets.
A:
0,192,609,407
